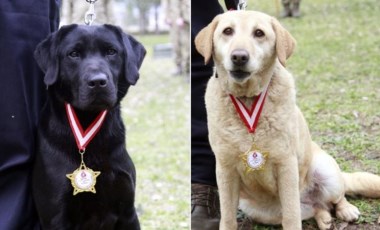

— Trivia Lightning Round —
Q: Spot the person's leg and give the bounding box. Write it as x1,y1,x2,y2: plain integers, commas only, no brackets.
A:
191,65,221,230
291,0,301,18
181,23,190,75
0,0,59,228
281,0,292,17
191,1,224,229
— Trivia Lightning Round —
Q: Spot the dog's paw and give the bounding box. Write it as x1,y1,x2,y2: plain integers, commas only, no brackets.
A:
315,209,333,230
336,202,360,222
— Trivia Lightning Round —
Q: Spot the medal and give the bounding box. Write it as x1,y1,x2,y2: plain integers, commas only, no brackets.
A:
66,150,101,195
230,80,271,173
239,144,268,173
65,103,107,195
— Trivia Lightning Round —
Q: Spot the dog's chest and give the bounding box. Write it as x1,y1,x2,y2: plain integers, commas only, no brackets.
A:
207,90,287,194
213,95,279,151
238,162,279,195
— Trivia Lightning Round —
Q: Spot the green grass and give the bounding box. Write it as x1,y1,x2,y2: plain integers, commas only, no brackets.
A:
221,0,380,229
121,34,190,229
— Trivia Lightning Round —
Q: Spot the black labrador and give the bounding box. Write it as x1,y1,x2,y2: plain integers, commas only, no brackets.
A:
33,24,145,229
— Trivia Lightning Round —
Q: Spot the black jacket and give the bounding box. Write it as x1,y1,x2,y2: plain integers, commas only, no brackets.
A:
0,1,59,229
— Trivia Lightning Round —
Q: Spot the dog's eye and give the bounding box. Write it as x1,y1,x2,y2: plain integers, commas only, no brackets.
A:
106,48,117,56
223,27,234,36
254,29,265,38
68,51,80,58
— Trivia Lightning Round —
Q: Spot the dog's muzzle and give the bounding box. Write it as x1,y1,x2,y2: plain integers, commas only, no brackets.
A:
229,49,251,80
87,73,108,89
231,49,249,66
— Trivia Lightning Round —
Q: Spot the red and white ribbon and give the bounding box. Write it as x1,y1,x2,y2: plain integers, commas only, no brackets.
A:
229,82,270,133
65,103,107,151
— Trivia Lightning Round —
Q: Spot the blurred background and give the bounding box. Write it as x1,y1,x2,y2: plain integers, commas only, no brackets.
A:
60,0,190,229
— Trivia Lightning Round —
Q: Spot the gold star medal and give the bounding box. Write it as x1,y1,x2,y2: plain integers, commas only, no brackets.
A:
66,150,100,195
239,144,268,174
65,103,106,196
229,80,272,174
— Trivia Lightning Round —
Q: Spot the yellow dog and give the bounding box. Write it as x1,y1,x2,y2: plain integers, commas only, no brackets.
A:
195,10,380,230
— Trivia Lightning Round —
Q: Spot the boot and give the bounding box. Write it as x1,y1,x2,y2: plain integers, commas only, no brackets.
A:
191,183,220,230
292,2,301,18
280,3,292,18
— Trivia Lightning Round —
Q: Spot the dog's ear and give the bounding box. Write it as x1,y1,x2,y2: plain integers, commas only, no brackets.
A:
34,34,59,86
271,18,296,67
34,24,77,86
195,15,220,64
105,25,146,85
122,34,146,85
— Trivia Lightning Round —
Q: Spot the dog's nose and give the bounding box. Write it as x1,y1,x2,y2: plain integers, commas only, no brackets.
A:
87,73,108,89
231,49,249,66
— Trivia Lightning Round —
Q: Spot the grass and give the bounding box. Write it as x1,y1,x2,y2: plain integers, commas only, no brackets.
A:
121,34,190,229
219,0,380,229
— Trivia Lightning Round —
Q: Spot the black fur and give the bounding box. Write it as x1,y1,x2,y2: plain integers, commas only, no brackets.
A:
32,24,146,229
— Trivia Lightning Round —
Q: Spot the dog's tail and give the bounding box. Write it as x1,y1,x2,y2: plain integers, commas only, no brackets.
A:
342,172,380,198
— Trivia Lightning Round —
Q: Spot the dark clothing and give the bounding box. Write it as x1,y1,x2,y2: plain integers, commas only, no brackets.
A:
0,1,60,229
191,0,224,187
224,0,239,10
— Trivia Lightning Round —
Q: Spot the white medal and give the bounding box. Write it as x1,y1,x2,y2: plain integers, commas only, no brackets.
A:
247,150,265,169
75,170,94,189
66,156,100,195
239,144,268,173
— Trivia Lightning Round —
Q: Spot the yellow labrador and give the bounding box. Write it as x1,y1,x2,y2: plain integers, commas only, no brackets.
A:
195,10,380,230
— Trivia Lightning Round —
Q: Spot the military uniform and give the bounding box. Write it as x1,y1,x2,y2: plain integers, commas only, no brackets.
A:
163,0,190,75
281,0,302,17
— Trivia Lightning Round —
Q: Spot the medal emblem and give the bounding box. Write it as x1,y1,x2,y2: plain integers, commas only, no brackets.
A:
66,161,100,195
247,151,265,169
240,144,268,173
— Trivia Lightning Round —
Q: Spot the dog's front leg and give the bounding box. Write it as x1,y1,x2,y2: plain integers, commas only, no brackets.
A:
277,156,302,230
216,160,240,230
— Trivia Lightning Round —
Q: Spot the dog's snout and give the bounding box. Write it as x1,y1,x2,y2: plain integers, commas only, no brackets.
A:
231,49,249,66
87,73,108,89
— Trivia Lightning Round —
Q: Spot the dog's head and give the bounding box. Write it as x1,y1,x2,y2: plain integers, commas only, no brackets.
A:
195,11,295,97
34,24,146,111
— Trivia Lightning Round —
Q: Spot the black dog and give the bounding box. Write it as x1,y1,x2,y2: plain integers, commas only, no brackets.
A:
33,24,145,229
